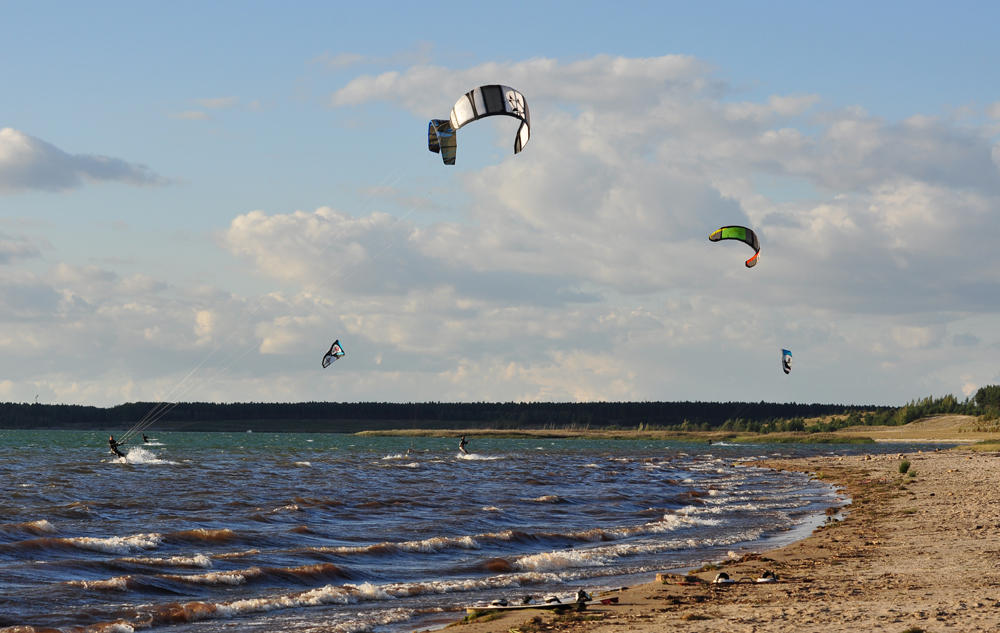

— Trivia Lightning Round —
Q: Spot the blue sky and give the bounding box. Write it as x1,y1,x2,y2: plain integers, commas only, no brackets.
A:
1,2,999,407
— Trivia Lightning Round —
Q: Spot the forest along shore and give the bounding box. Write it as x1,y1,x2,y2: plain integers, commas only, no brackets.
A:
447,450,1000,633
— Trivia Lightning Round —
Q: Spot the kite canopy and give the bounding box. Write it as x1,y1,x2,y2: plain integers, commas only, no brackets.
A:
781,349,793,375
428,85,530,165
709,225,760,268
322,340,345,369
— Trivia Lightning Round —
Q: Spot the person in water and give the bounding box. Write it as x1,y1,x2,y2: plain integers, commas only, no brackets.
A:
142,434,150,444
108,436,126,458
459,436,469,454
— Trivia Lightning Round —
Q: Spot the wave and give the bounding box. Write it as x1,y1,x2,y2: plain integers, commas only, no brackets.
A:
457,453,501,461
167,528,237,544
513,523,767,573
313,534,481,557
0,519,56,538
301,513,725,562
119,571,578,627
66,563,351,593
67,575,131,591
120,554,213,568
524,495,564,504
1,532,162,555
295,461,312,467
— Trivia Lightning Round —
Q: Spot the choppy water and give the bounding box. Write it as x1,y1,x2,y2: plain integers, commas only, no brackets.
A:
0,431,933,633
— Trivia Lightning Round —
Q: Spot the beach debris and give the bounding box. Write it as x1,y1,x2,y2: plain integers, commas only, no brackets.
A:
757,570,778,583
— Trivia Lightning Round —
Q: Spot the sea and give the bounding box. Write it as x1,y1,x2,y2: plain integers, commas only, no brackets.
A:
0,431,943,633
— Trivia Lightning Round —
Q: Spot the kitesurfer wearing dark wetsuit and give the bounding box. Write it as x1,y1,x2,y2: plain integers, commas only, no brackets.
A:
108,436,126,458
142,434,150,443
459,436,469,454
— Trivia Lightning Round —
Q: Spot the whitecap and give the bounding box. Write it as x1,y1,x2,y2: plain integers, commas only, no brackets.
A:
123,554,212,568
66,576,130,591
122,447,177,465
457,453,501,461
66,533,162,554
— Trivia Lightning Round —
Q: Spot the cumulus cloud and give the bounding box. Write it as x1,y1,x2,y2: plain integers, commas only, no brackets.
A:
4,54,1000,406
0,128,166,194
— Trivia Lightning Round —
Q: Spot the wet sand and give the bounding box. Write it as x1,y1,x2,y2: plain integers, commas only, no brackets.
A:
448,449,1000,632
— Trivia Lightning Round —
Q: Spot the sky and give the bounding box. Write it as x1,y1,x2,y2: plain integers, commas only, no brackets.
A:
1,1,999,407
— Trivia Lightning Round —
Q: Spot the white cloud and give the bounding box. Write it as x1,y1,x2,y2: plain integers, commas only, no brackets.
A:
0,232,44,264
4,54,1000,406
0,128,166,194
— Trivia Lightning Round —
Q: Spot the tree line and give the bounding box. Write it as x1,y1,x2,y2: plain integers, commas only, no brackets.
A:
0,399,883,431
1,387,995,432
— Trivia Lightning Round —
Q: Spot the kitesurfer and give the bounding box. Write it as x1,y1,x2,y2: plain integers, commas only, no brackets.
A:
142,434,150,443
459,436,469,454
108,436,126,459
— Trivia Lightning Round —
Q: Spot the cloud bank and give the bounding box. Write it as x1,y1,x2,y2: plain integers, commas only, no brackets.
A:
2,54,999,406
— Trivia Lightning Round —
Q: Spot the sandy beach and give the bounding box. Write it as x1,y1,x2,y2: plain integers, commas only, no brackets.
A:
448,448,1000,632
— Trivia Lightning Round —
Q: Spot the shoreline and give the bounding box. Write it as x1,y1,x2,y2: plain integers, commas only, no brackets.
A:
444,449,1000,632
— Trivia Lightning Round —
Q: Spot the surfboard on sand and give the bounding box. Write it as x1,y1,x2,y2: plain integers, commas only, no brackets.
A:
465,596,617,615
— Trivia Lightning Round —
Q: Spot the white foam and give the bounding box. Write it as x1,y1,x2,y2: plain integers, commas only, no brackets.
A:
295,461,312,467
122,554,213,568
122,447,177,465
66,533,162,554
164,568,258,586
317,534,481,556
457,453,500,461
382,454,405,460
25,519,56,534
214,548,260,559
526,495,560,503
66,576,130,591
482,506,502,512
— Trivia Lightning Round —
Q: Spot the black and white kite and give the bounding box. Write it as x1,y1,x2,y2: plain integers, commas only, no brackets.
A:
428,84,530,165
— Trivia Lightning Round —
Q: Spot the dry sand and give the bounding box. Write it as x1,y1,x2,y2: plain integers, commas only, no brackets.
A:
445,449,1000,633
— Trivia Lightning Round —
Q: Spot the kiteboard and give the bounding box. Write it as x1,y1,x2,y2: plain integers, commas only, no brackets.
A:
465,595,617,615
